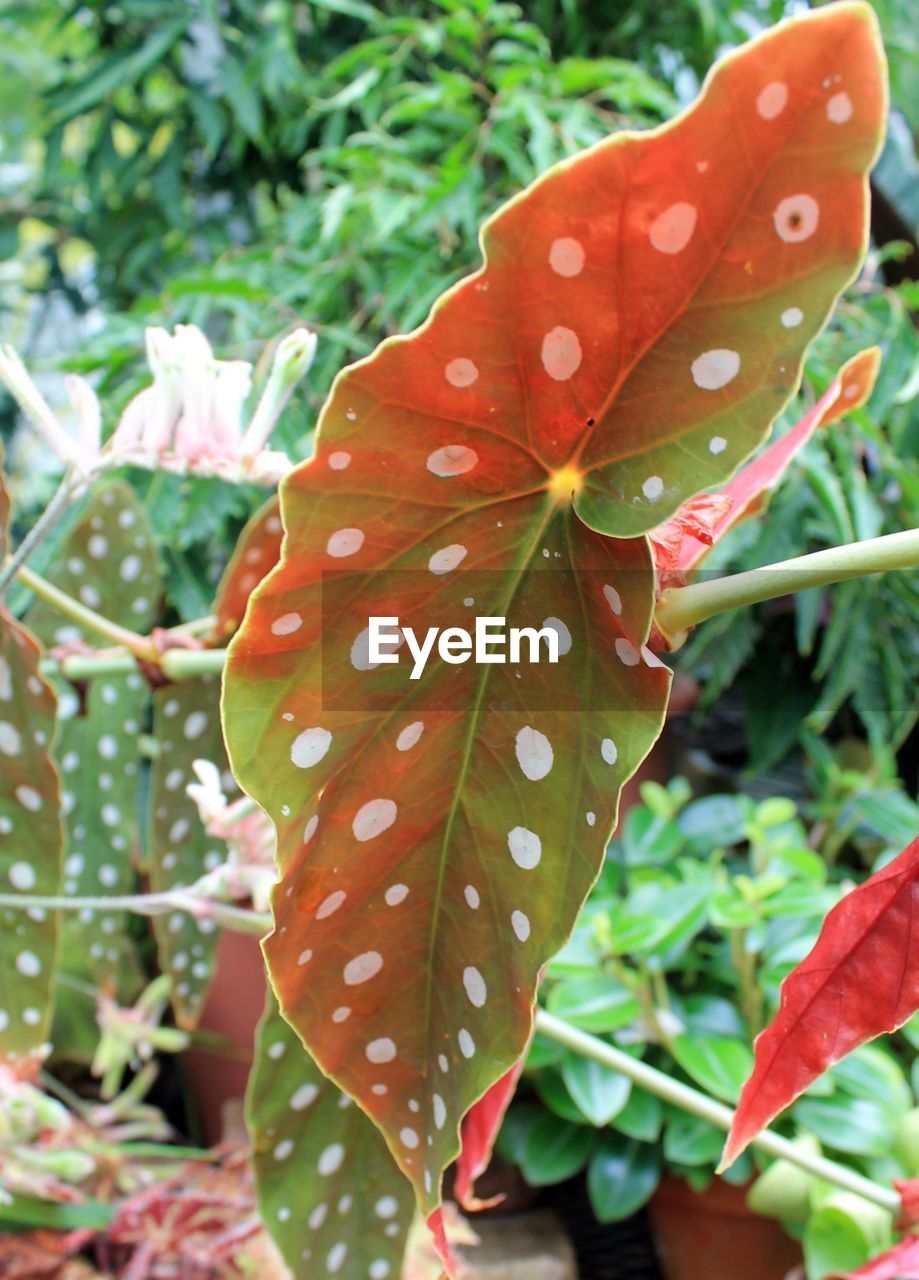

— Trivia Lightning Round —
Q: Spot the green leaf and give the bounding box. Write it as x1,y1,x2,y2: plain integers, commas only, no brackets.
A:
24,481,160,646
519,1112,596,1186
55,671,147,990
148,677,228,1028
561,1051,632,1126
612,1087,663,1143
587,1133,661,1222
47,18,188,123
662,1111,725,1167
248,994,413,1280
546,976,640,1033
670,1034,755,1105
0,610,63,1059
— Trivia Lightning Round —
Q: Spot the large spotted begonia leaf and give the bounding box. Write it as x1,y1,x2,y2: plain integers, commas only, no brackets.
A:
24,481,159,645
213,497,283,640
223,1,886,1235
149,675,233,1028
0,454,64,1064
248,993,414,1280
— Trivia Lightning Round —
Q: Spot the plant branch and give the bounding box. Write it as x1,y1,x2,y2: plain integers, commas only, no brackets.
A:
0,890,270,936
535,1010,900,1213
16,564,158,660
655,528,919,648
0,468,84,599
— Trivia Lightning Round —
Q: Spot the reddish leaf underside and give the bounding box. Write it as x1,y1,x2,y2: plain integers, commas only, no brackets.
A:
149,677,232,1028
838,1236,919,1279
453,1061,525,1210
222,0,886,1234
247,993,414,1280
213,497,283,639
723,835,919,1169
652,346,881,587
896,1180,919,1231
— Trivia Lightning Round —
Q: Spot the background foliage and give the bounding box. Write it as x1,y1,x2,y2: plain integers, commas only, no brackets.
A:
0,2,918,1275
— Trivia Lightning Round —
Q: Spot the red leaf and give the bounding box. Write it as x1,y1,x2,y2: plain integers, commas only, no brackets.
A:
651,347,882,589
723,834,919,1169
223,1,886,1229
213,497,283,639
896,1180,919,1231
454,1060,525,1210
836,1236,919,1278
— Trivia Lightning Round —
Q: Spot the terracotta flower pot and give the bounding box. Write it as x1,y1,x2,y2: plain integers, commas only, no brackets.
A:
648,1176,803,1280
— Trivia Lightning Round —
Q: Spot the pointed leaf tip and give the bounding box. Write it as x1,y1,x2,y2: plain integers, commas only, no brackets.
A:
723,833,919,1170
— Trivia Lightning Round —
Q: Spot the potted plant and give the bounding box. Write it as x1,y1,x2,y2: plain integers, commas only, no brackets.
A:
496,777,919,1280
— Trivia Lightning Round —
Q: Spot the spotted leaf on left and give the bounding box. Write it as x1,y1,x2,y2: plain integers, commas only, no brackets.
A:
248,994,414,1280
0,616,63,1063
24,481,159,645
0,452,63,1062
149,676,233,1027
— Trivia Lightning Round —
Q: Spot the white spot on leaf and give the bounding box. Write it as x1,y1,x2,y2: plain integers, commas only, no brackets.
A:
541,326,582,381
756,81,788,119
352,798,397,842
649,202,697,254
549,237,585,277
692,349,741,391
426,445,478,477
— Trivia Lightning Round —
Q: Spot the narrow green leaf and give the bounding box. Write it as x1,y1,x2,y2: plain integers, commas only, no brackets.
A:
248,994,414,1280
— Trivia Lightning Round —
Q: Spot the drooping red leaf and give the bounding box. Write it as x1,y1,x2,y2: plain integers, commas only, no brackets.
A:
723,835,919,1169
149,677,233,1028
213,497,283,639
247,993,414,1280
896,1180,919,1231
835,1236,919,1279
222,2,886,1234
454,1061,525,1210
652,347,882,588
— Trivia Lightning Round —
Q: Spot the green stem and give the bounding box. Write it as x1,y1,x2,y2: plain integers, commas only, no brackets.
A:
16,564,157,661
39,647,228,682
0,890,269,937
0,468,82,599
655,528,919,648
535,1010,899,1213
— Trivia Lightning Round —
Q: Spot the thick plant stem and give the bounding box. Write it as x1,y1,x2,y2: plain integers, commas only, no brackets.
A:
39,646,229,682
16,564,157,660
0,890,269,936
535,1010,900,1213
655,528,919,648
0,468,83,599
